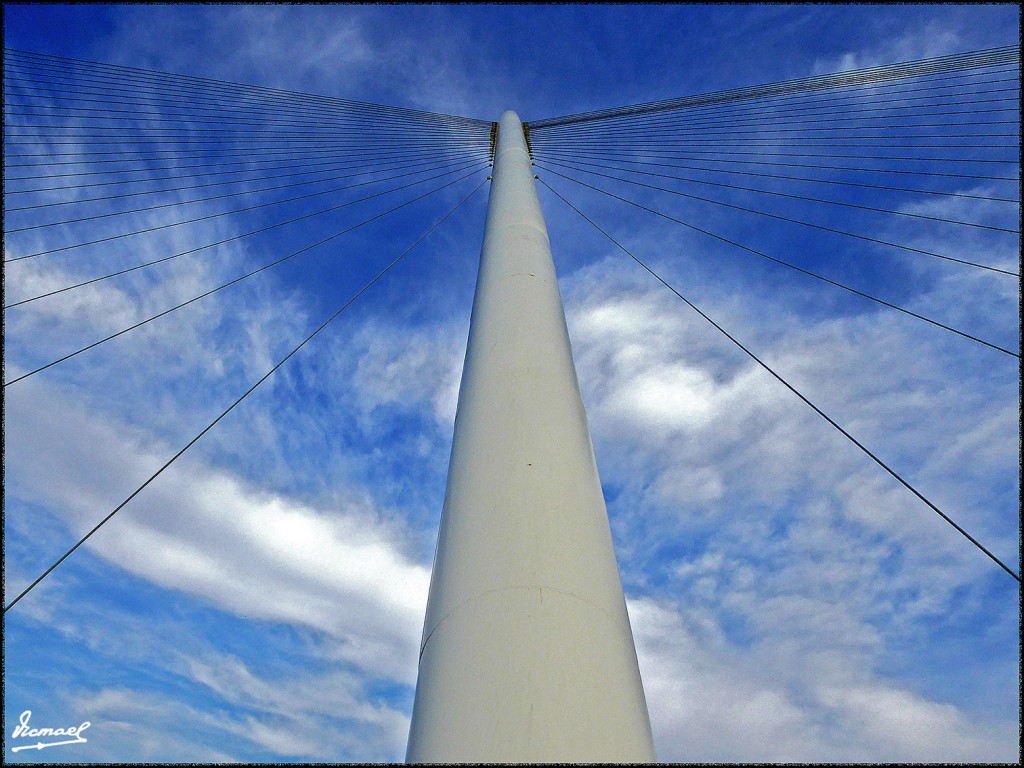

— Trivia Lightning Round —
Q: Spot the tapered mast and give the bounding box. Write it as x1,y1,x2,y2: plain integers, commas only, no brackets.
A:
406,111,656,763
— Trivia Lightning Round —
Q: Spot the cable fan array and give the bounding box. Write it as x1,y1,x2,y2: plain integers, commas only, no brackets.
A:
2,48,493,610
527,46,1020,295
526,45,1021,581
2,45,1020,613
4,49,494,381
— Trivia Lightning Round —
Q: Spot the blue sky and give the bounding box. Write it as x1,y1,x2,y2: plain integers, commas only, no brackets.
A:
3,3,1020,762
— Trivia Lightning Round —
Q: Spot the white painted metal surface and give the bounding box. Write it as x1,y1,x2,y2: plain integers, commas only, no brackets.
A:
406,111,656,763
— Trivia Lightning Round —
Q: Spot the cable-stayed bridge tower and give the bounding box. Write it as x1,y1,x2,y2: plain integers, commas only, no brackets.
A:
3,42,1019,765
405,111,657,763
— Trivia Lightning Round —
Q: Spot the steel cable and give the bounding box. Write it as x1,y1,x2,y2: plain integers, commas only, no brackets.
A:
5,158,488,261
538,175,1020,585
534,164,1018,277
1,176,489,614
4,166,489,386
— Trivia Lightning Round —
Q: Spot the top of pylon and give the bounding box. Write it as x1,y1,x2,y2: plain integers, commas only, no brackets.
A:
499,110,523,126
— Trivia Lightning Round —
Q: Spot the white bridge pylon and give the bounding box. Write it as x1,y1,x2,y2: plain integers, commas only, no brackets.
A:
406,111,657,763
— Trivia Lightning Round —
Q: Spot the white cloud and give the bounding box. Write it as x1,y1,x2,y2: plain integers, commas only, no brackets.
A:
811,21,967,75
349,317,467,427
178,651,410,758
64,674,405,762
4,374,430,685
630,597,1019,762
68,688,243,762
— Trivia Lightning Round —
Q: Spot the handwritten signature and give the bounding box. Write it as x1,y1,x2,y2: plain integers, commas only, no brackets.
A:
10,710,90,752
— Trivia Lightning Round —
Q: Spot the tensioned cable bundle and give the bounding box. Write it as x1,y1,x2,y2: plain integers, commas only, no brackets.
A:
3,49,493,609
529,45,1020,128
527,46,1020,283
527,46,1020,193
3,43,1019,613
3,48,495,376
2,48,492,186
528,45,1020,584
3,178,490,613
3,47,494,279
